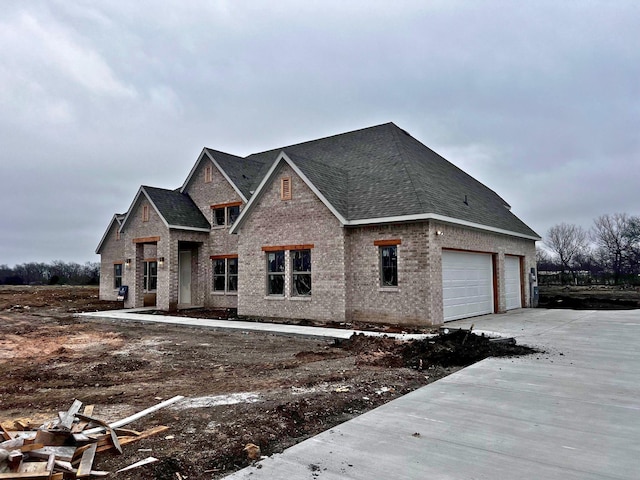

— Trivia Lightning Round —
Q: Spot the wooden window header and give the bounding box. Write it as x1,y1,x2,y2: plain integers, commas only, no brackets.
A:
210,254,239,260
280,177,292,200
210,201,243,209
144,257,158,262
133,236,161,244
374,239,402,247
113,261,123,265
262,244,314,252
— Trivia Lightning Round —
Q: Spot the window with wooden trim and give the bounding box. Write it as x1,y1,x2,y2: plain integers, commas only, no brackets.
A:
380,245,398,287
213,257,238,293
114,263,123,289
204,165,213,183
291,249,311,296
142,205,150,222
280,177,292,200
212,204,241,227
267,250,285,295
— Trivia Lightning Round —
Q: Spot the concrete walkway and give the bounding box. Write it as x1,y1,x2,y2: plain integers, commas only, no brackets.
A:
218,308,640,480
78,310,431,341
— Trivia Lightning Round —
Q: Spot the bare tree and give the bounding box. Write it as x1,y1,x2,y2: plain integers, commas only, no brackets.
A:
591,213,640,284
546,223,588,283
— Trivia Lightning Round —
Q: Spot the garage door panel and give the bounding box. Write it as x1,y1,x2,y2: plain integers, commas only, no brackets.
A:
442,251,494,322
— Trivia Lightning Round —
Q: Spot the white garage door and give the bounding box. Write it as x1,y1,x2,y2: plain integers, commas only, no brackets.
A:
505,256,522,310
442,251,494,322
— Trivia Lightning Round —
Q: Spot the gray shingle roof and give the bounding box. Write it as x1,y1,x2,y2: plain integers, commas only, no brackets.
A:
143,186,210,230
205,149,266,199
239,123,538,238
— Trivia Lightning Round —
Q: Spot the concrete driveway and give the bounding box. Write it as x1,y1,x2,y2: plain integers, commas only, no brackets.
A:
225,308,640,479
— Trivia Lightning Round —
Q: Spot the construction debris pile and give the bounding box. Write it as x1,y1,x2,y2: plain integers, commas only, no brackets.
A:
0,396,183,479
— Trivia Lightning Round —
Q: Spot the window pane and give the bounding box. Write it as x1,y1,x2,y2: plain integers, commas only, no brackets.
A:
214,208,225,226
292,249,311,272
228,258,238,275
381,246,398,286
213,259,225,275
293,274,311,296
267,251,285,272
228,275,238,292
213,275,225,291
228,206,240,225
268,274,285,295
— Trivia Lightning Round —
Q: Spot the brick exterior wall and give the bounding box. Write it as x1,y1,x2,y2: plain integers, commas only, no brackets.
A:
183,156,244,309
236,163,347,322
98,221,125,301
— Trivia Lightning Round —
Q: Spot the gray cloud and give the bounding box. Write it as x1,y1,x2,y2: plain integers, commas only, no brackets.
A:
1,0,638,264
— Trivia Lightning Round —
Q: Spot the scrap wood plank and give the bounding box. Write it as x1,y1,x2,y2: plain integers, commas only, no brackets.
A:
75,415,121,454
0,473,63,480
18,444,44,453
0,437,23,450
58,400,82,430
27,446,76,462
83,396,184,435
0,422,12,440
71,405,94,434
95,425,169,453
18,462,47,473
116,456,158,473
33,430,70,447
75,443,97,478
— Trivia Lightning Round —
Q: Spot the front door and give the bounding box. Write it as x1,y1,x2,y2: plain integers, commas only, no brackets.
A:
179,250,192,305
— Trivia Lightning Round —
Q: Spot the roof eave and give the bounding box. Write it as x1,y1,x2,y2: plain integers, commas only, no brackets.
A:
167,225,210,233
346,213,541,241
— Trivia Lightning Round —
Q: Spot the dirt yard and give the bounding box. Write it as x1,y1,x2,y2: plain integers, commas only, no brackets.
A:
539,285,640,309
0,286,535,479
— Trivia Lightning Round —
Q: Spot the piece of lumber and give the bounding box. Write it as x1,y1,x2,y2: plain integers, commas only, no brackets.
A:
75,443,96,478
27,446,75,463
58,400,82,430
113,428,141,437
33,431,69,447
95,425,169,453
45,453,55,475
0,423,12,441
74,415,121,454
71,405,94,434
18,462,47,473
0,474,63,480
18,444,44,453
115,456,158,473
82,396,184,435
0,438,23,450
7,450,23,470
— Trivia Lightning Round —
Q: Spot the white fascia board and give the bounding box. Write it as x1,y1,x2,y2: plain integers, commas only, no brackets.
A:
229,152,347,234
95,214,120,254
346,213,541,241
167,225,210,233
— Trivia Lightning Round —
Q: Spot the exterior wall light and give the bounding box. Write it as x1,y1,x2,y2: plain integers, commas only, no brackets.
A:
158,257,165,268
125,258,132,268
436,231,444,236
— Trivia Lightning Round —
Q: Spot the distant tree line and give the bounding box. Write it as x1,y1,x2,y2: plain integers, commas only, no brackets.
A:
0,261,100,285
539,213,640,286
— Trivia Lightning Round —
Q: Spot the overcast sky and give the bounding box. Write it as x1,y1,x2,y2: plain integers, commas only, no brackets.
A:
1,1,638,266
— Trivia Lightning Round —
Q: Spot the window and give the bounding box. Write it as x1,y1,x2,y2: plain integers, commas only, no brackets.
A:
291,249,311,296
214,208,226,226
114,263,123,289
212,203,242,227
142,205,150,222
380,245,398,287
212,256,238,293
115,230,121,241
281,177,292,200
228,205,240,225
143,261,158,291
267,250,285,295
204,165,213,183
